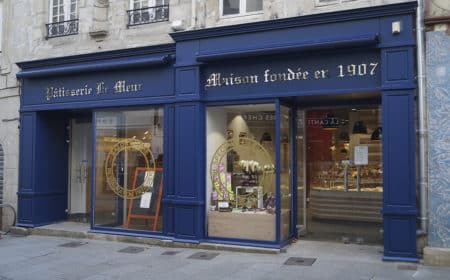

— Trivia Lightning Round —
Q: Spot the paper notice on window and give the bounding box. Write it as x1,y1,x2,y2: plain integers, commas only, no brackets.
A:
354,146,368,165
143,171,155,188
140,192,152,208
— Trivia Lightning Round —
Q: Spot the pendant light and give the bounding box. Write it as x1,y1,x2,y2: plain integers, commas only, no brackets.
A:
371,127,382,141
352,120,367,134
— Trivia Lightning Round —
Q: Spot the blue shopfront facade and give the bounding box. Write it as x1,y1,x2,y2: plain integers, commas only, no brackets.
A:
16,2,418,262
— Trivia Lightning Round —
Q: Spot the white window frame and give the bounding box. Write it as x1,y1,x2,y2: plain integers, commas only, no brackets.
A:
128,0,168,25
129,0,167,10
49,0,78,23
220,0,263,18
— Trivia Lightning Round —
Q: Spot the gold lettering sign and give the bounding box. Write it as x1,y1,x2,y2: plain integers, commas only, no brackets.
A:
204,62,379,89
45,80,143,101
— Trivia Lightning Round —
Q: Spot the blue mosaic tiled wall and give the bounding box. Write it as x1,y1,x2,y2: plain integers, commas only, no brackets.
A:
427,31,450,248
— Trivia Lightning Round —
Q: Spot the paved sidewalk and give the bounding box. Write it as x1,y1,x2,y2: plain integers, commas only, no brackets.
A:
0,234,449,280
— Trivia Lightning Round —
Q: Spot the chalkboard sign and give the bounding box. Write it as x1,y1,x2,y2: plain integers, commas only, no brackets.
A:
125,167,163,231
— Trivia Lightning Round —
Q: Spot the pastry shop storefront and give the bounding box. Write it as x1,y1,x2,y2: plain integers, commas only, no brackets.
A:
16,2,419,262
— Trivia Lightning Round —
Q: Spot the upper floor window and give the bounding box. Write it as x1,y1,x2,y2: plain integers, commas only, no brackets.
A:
127,0,169,27
221,0,262,17
46,0,79,39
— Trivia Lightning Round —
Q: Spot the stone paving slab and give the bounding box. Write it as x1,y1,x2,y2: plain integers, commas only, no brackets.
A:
0,234,449,280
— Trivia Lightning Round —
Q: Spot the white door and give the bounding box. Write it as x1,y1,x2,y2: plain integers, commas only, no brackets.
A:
69,118,92,218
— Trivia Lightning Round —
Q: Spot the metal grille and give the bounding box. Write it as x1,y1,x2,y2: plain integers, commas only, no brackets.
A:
187,252,219,260
118,246,145,254
127,5,169,27
58,241,87,248
283,257,316,266
46,19,79,39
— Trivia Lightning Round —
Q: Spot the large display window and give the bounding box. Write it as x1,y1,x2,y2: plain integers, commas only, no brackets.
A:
94,108,164,232
206,104,291,241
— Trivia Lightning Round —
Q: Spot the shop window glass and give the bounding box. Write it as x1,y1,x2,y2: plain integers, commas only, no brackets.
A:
206,104,276,241
94,108,164,232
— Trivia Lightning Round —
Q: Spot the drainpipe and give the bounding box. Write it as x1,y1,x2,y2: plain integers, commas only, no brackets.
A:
416,0,428,234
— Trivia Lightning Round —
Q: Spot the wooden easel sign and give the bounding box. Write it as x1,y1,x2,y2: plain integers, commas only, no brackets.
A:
125,167,163,231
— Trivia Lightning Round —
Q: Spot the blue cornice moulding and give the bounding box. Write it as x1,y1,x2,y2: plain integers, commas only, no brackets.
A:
17,54,175,79
16,43,176,77
196,35,379,62
170,2,417,42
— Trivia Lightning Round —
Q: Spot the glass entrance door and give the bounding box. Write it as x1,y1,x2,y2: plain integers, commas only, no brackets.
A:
296,106,383,244
68,117,92,222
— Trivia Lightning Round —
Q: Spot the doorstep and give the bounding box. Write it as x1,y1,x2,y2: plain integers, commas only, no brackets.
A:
9,223,280,255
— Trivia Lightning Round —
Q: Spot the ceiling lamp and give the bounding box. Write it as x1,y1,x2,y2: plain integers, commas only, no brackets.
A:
371,127,382,141
339,131,350,142
352,121,367,134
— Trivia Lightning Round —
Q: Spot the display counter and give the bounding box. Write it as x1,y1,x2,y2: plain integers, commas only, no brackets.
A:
309,189,382,223
208,209,290,241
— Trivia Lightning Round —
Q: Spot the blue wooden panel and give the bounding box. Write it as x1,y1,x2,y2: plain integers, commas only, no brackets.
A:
175,67,199,98
382,90,417,261
383,216,417,261
378,15,415,48
174,104,199,198
19,113,35,191
35,113,68,194
34,193,67,225
17,196,33,225
16,111,69,225
175,41,200,67
164,205,176,235
176,207,196,238
382,92,415,207
382,48,415,90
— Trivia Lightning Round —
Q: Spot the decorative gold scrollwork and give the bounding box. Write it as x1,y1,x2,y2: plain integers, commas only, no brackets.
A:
210,137,275,200
104,138,154,199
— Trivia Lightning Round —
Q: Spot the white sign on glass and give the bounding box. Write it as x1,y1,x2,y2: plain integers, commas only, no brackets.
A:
354,146,368,165
143,171,155,188
140,192,152,208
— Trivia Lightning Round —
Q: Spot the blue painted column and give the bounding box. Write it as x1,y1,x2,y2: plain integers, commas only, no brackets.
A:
17,112,37,226
162,39,205,241
381,45,418,261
